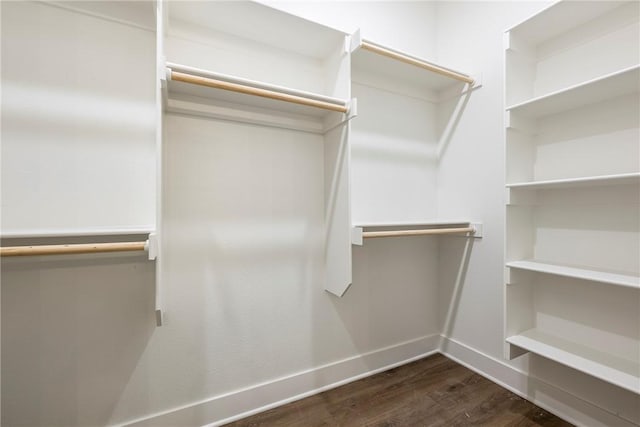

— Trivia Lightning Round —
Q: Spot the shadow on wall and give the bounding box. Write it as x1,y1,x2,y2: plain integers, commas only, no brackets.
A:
438,235,475,341
327,236,442,368
1,253,156,427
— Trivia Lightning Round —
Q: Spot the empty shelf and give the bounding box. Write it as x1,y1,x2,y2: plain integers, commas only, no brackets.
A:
506,1,631,45
506,65,640,118
354,220,472,228
0,226,154,238
506,173,640,190
351,35,474,92
507,329,640,394
507,260,640,289
351,221,482,244
165,64,349,123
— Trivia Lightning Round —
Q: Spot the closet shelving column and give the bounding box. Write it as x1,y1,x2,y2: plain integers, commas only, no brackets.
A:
1,0,159,309
504,0,640,393
325,32,483,297
159,1,354,300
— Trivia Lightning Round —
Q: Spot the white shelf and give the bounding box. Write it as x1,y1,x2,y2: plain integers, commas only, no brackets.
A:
351,220,481,245
0,226,155,239
506,172,640,190
351,37,475,93
506,65,640,118
168,1,344,60
506,1,631,45
354,219,472,228
507,260,640,289
166,68,347,117
507,329,640,394
165,64,350,133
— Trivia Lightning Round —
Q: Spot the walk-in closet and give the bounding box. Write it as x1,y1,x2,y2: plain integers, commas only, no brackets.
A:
1,1,638,426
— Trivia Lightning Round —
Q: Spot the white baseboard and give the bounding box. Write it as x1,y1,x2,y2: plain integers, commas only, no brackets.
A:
122,334,441,427
439,336,638,427
122,334,636,427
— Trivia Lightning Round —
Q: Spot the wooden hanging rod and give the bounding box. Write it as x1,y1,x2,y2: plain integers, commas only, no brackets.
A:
362,226,475,239
0,241,147,257
170,71,349,113
360,41,474,85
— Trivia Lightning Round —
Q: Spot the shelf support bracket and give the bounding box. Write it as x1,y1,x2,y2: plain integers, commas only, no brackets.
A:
146,232,158,260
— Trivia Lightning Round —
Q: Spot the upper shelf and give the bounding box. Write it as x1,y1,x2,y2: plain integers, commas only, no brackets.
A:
506,65,640,118
506,172,640,190
167,1,344,60
164,63,351,133
350,31,476,93
506,1,633,46
0,226,155,239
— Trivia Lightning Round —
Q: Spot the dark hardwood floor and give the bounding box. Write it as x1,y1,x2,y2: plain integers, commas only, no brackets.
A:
225,353,572,427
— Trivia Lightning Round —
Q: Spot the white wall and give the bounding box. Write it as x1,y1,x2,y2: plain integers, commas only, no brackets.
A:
2,2,443,426
107,2,443,424
3,2,638,427
263,1,438,60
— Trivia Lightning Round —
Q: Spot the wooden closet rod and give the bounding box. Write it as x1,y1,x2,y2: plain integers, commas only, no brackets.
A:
0,241,147,257
361,41,474,85
170,71,349,113
362,226,475,239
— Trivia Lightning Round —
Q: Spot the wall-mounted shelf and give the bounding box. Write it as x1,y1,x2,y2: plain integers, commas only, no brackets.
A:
506,172,640,190
506,65,639,118
504,0,640,391
507,329,640,394
351,221,482,245
0,226,155,239
507,260,640,290
164,63,353,134
167,1,344,64
506,1,631,47
349,30,478,95
0,232,158,260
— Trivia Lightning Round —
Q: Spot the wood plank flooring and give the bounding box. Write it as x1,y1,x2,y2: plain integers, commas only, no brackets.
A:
225,353,573,426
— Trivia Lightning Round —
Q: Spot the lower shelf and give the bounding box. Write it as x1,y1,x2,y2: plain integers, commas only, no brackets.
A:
506,260,640,289
507,329,640,394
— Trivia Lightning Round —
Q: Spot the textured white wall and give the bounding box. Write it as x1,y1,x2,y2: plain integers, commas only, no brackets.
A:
6,2,635,426
1,2,442,426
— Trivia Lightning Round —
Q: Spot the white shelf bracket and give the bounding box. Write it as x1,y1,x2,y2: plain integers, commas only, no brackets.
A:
471,222,483,238
347,98,358,119
350,29,362,53
504,266,514,284
155,309,163,327
504,31,512,51
159,56,168,87
146,232,158,260
343,35,351,54
351,227,363,246
469,72,483,90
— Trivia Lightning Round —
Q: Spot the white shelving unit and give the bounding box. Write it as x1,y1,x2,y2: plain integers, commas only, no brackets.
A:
162,1,351,133
157,2,483,300
1,0,162,320
322,32,482,297
506,172,640,190
159,1,355,300
506,329,640,394
506,65,639,118
507,260,639,290
504,0,640,393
